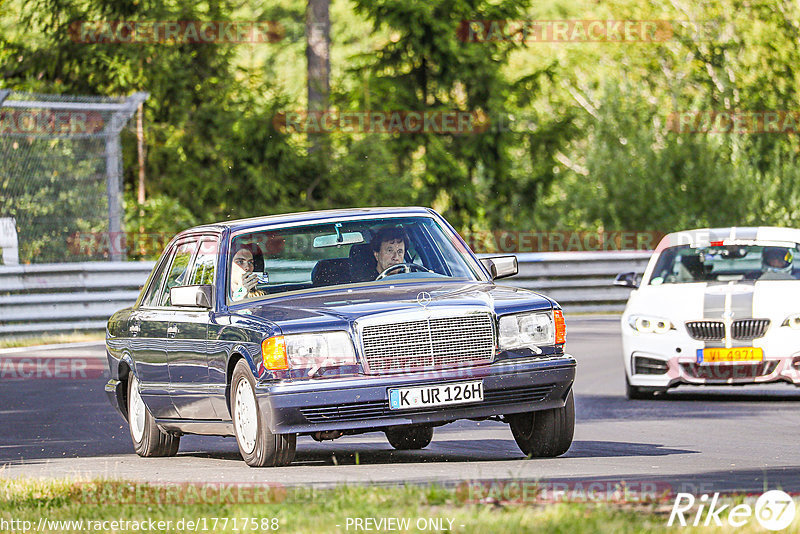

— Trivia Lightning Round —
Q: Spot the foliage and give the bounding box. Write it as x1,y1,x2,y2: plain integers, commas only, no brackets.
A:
2,0,800,262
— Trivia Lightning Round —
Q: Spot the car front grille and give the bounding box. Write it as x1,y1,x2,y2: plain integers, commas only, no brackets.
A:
685,321,725,341
685,319,770,341
731,319,770,340
359,313,495,374
680,361,779,380
299,384,554,423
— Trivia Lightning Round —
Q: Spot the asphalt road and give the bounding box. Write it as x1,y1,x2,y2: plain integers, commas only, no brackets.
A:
2,316,800,493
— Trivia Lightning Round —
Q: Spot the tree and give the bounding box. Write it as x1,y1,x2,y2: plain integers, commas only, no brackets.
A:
350,0,535,231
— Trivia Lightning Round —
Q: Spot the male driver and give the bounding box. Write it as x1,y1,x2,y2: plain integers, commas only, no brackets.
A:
759,246,795,280
372,226,408,277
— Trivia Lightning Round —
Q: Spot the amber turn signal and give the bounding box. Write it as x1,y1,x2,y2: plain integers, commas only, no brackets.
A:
554,309,566,344
262,336,288,370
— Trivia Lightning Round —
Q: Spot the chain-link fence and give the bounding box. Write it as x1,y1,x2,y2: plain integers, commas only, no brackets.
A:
0,91,147,263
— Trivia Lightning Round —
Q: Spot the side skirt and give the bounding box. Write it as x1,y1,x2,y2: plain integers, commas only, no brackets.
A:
155,418,234,437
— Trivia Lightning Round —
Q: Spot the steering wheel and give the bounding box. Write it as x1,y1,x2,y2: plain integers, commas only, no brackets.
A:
376,262,432,280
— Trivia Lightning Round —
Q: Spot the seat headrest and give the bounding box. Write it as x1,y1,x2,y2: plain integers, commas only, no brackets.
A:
311,258,351,287
349,243,377,282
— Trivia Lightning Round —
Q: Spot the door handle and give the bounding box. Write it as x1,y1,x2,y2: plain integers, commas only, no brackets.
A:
167,324,179,338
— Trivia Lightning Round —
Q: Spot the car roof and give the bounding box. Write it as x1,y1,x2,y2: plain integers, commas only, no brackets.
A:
656,226,800,250
177,206,437,236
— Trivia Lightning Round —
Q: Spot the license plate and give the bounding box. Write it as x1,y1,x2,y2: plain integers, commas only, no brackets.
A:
388,380,484,410
697,347,763,363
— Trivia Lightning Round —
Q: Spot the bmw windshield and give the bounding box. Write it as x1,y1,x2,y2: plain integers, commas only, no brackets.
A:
649,244,800,285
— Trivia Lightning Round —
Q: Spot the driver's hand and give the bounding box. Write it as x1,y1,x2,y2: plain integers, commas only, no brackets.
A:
242,272,259,291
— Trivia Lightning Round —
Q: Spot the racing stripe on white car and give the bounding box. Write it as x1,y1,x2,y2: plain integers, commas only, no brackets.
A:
703,287,726,349
730,283,756,348
702,281,756,349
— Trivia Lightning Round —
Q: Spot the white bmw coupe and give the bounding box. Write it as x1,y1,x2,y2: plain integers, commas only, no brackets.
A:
616,227,800,399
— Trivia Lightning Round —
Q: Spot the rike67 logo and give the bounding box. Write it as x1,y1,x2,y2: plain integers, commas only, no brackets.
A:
668,490,796,530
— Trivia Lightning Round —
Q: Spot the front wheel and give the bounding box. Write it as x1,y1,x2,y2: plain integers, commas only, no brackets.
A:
128,374,180,457
385,426,434,450
507,389,574,458
231,360,296,467
625,376,657,400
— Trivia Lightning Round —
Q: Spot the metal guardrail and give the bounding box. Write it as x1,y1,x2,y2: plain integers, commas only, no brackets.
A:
0,262,154,335
0,251,652,336
497,252,651,313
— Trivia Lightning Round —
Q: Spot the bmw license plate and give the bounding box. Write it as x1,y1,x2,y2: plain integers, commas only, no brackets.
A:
388,381,484,410
697,347,763,363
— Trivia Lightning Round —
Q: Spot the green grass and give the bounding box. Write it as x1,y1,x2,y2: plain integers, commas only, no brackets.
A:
0,331,105,349
0,478,775,533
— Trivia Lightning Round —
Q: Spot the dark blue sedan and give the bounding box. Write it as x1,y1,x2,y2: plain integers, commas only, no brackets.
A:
105,207,576,466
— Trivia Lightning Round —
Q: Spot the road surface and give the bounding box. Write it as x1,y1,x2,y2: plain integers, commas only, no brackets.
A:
2,316,799,493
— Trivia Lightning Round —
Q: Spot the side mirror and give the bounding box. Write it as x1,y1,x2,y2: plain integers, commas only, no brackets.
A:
170,284,214,308
614,272,641,289
480,256,518,280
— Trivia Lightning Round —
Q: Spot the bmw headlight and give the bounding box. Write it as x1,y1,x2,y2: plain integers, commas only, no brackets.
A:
499,311,555,350
782,314,800,329
262,331,356,371
628,315,673,334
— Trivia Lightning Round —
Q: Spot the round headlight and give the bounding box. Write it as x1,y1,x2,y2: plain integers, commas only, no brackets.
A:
653,320,671,334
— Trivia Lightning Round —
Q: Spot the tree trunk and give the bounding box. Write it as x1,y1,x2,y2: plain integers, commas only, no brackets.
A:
306,0,330,155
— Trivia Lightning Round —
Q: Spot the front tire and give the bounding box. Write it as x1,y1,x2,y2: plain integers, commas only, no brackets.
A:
128,374,180,457
385,426,434,450
231,360,296,467
507,389,574,458
625,376,656,400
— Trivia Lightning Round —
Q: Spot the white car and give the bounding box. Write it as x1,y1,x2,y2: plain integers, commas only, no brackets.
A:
616,227,800,399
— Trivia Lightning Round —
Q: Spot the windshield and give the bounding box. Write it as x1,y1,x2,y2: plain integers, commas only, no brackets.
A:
227,216,481,302
649,244,800,285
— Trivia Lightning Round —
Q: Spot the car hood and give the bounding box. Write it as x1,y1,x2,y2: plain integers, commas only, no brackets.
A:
232,281,554,332
626,280,800,323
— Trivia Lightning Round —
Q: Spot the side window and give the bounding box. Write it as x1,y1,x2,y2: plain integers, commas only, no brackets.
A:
158,240,199,306
140,251,173,308
190,239,218,285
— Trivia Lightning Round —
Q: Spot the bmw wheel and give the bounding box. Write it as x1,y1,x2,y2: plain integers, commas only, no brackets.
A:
231,359,296,467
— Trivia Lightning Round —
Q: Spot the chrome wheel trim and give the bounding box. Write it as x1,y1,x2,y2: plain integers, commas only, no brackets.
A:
234,377,258,454
129,375,145,442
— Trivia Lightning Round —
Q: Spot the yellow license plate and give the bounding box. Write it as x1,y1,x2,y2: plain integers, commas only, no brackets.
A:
697,347,763,363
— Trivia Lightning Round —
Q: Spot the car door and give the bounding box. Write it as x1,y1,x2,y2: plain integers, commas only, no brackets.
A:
128,242,188,419
167,236,218,420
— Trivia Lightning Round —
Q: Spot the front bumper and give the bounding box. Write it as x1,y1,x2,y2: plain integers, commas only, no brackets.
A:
256,356,576,434
627,351,800,388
